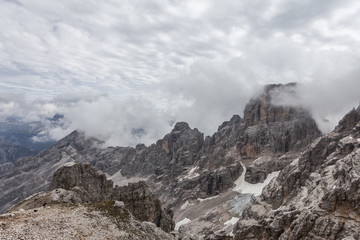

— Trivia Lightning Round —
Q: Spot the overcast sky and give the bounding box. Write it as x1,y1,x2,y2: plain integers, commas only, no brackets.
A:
1,0,360,146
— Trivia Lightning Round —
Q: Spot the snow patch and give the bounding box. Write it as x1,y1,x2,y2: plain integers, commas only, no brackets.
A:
62,162,76,167
178,166,200,181
234,164,280,196
228,194,253,215
290,158,299,166
188,167,197,175
224,217,239,226
180,201,193,210
109,170,149,186
197,195,219,202
184,167,200,179
175,218,191,231
357,138,360,142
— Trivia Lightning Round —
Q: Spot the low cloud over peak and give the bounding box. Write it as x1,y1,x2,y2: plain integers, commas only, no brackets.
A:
1,0,360,146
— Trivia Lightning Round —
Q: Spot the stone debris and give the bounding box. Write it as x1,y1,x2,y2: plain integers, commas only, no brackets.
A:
0,203,175,240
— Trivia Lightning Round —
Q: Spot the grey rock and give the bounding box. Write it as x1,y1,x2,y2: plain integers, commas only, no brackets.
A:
12,163,175,233
234,105,360,239
241,83,321,182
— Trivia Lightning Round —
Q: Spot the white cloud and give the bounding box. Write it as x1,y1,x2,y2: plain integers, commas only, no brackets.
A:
1,0,360,145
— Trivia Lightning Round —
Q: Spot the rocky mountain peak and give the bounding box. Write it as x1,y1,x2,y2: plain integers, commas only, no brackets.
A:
156,122,204,164
234,104,360,239
217,114,242,131
240,83,320,158
49,163,114,202
172,122,191,132
335,105,360,133
243,83,305,127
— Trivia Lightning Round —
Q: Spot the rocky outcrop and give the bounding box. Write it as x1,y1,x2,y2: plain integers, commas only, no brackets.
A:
334,105,360,133
12,163,175,233
241,83,321,183
234,105,360,239
49,163,114,202
114,182,175,233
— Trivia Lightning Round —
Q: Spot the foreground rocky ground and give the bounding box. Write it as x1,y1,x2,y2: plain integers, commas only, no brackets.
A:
1,163,176,239
0,202,175,240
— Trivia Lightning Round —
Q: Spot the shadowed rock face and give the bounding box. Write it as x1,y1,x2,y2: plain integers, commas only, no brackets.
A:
234,105,360,240
114,182,175,233
49,163,114,202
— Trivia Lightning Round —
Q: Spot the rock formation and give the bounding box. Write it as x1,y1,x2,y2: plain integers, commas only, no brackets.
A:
11,163,174,233
241,83,321,183
234,105,360,239
0,83,323,239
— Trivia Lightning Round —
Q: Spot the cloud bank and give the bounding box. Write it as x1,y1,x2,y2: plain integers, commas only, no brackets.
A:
1,0,360,146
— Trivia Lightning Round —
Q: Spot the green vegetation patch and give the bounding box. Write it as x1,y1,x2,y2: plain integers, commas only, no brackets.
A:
87,200,131,230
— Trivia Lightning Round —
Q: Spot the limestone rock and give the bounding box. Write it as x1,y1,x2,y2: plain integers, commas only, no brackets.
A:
241,83,321,183
11,163,175,233
114,181,175,233
49,163,114,202
234,105,360,239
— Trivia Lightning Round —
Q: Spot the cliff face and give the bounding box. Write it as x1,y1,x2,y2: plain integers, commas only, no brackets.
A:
242,83,320,155
234,105,360,240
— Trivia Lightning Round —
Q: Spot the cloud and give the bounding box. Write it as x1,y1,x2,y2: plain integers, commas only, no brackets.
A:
1,0,360,145
53,96,173,147
0,91,174,146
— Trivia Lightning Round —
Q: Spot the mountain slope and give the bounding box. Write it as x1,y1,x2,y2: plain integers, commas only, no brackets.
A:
0,83,322,238
1,163,175,240
234,105,360,239
0,204,175,240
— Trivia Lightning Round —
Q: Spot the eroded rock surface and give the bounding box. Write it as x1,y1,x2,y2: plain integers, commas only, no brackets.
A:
12,163,174,233
234,105,360,240
1,202,176,240
241,83,321,183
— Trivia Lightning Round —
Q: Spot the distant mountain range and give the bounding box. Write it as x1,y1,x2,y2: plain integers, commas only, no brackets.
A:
0,115,62,164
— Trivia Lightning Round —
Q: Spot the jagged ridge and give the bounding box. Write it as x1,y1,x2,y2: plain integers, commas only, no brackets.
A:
234,105,360,239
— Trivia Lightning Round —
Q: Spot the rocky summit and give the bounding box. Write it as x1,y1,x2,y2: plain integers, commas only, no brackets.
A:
2,83,359,239
234,105,360,240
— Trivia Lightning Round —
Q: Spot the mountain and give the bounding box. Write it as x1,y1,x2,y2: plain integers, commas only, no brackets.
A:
234,105,360,239
0,83,324,238
0,116,59,164
1,163,175,239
